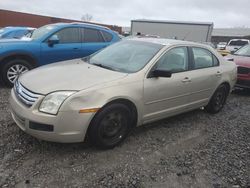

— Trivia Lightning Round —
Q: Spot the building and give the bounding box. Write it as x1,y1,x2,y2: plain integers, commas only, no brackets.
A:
212,28,250,44
130,19,214,42
0,9,122,33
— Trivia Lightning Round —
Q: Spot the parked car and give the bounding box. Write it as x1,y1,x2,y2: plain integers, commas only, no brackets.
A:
217,49,231,56
10,38,237,149
217,42,227,50
226,39,250,53
0,26,35,39
225,44,250,89
0,23,120,86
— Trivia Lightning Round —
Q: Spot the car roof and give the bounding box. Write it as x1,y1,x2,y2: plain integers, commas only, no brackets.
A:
50,22,111,31
3,26,35,30
229,39,250,42
127,37,201,47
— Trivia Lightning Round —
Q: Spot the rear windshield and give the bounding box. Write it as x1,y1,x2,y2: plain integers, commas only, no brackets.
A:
228,40,249,46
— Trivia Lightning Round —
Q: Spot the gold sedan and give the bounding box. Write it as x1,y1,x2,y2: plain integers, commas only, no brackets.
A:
10,38,237,149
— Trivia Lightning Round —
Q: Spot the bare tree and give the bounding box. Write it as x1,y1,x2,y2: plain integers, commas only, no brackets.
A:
81,14,93,22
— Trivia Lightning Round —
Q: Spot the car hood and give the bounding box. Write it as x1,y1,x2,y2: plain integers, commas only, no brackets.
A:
19,59,128,95
226,54,250,67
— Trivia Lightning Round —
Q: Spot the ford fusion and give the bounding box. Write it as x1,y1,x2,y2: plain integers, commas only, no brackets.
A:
10,38,237,149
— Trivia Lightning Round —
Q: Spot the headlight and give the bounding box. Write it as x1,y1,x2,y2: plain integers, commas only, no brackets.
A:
39,91,76,115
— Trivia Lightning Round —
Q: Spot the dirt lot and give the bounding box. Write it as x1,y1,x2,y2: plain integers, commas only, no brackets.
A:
0,87,249,188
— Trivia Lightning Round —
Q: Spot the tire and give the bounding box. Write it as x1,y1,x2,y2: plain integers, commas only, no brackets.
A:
88,103,132,149
205,84,229,114
1,58,33,87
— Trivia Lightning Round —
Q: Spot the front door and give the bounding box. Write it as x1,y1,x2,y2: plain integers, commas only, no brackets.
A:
143,46,191,123
40,27,82,64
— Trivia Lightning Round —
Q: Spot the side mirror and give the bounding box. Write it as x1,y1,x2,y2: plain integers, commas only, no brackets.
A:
48,35,59,47
151,69,172,78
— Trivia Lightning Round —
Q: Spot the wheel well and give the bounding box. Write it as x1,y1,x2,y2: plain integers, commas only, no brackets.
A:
104,99,138,127
0,54,37,68
221,82,230,95
85,98,138,142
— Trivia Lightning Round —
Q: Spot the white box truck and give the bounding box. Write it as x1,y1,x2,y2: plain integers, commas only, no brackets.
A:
131,19,214,42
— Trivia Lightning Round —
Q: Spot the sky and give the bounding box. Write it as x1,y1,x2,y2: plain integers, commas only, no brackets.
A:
0,0,250,28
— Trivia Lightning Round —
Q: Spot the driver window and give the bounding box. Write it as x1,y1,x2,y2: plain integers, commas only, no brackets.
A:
155,47,188,73
53,28,80,44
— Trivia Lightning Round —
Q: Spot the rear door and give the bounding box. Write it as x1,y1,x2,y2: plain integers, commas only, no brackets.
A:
143,46,191,123
40,27,82,64
184,47,222,109
80,28,110,57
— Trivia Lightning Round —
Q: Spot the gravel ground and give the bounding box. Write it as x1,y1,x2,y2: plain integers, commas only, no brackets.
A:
0,87,249,188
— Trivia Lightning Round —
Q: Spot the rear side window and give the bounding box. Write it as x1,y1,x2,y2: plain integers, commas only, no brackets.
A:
54,28,80,43
14,30,27,38
3,31,16,38
192,48,214,69
83,28,104,43
213,55,219,66
101,31,113,42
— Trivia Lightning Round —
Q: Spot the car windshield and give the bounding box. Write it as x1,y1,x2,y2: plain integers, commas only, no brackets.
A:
228,40,249,46
86,40,163,73
234,45,250,56
31,25,57,40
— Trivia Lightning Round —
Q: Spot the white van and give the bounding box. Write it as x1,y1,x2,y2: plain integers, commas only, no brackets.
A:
226,39,250,53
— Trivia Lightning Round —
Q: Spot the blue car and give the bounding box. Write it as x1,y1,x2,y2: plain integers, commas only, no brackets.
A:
0,27,35,39
0,23,120,86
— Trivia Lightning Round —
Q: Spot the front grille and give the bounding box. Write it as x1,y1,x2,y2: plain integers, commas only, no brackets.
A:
237,66,250,75
14,80,41,107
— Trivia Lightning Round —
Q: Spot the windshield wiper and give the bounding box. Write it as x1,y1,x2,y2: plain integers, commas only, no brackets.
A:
82,56,90,62
92,63,115,71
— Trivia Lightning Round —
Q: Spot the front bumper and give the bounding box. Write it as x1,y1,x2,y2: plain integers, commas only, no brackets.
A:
9,89,95,143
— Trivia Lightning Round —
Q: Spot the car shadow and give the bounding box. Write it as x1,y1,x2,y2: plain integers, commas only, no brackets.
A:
232,88,250,96
14,109,204,154
131,109,204,136
49,109,203,147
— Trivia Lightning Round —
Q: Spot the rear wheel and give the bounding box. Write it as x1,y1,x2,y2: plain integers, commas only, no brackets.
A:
88,103,132,149
205,84,229,114
1,58,33,87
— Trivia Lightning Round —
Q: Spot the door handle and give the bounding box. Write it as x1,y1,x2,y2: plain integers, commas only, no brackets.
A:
182,77,191,83
73,47,79,50
216,71,222,77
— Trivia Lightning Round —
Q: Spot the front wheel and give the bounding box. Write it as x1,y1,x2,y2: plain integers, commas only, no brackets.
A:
88,103,132,149
205,84,229,114
1,59,33,87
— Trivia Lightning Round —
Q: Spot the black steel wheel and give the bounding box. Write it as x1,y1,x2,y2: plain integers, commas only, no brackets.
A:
88,103,132,149
205,84,229,114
